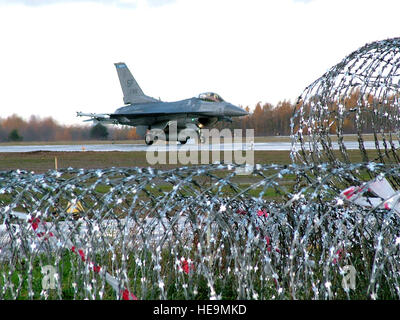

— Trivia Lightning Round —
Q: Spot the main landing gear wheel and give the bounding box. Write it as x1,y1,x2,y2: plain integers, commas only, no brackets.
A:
145,134,154,145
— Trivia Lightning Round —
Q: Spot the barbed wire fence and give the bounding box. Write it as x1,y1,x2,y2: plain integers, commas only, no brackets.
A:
2,37,400,300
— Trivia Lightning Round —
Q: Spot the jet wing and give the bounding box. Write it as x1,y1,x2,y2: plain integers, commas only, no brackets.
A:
79,110,225,127
110,112,231,124
110,111,189,118
109,109,218,119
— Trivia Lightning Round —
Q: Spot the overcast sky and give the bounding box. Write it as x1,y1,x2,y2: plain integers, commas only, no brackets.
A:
1,0,400,126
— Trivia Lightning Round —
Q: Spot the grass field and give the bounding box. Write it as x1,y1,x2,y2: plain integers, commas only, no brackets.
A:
0,133,385,173
0,149,385,173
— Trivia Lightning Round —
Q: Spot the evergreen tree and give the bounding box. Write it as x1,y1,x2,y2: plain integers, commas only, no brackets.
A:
8,128,23,142
90,123,109,140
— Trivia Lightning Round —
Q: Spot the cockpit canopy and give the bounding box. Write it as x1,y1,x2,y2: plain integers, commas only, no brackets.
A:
198,92,224,103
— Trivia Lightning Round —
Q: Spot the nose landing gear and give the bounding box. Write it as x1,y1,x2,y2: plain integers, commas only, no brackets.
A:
198,128,206,144
179,137,189,145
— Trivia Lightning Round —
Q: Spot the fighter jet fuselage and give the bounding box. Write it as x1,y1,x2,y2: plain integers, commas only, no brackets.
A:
77,63,248,145
112,98,246,126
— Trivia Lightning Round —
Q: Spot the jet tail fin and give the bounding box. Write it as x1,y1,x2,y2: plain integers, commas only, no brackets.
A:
114,62,158,105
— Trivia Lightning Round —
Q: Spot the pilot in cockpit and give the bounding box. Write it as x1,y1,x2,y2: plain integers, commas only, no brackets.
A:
198,92,224,103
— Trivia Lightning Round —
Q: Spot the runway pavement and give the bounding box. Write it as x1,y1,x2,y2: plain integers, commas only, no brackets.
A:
0,140,393,153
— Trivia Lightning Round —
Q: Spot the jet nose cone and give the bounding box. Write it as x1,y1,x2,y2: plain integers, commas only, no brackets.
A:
224,104,249,117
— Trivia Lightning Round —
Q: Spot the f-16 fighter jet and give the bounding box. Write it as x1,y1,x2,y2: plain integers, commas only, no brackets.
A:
77,63,248,145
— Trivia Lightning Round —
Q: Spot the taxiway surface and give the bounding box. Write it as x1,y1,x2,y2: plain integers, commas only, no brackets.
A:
0,141,394,153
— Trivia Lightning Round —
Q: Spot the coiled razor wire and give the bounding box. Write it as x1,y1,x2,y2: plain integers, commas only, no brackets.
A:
1,163,400,300
291,37,400,168
2,37,400,300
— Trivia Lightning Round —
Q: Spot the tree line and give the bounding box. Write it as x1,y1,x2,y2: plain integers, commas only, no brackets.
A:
216,100,294,136
0,115,140,142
